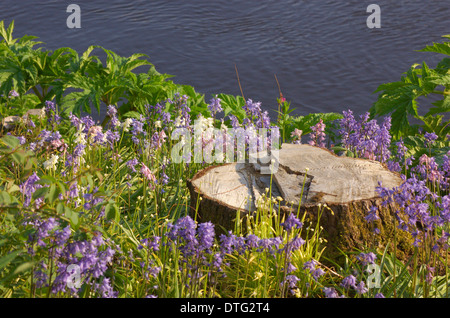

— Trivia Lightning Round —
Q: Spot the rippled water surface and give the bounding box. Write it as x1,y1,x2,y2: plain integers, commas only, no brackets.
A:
2,1,449,118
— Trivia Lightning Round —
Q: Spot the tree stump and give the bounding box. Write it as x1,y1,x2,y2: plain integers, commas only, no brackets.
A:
187,143,413,261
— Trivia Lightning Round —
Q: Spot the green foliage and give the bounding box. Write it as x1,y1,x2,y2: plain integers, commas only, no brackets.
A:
402,134,450,165
370,35,450,139
290,112,343,141
0,20,208,121
217,92,343,144
217,93,247,122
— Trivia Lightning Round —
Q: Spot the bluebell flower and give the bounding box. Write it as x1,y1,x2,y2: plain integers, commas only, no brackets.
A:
355,281,368,295
283,274,300,290
44,101,61,126
198,222,215,251
357,252,377,267
243,99,262,118
93,277,118,298
245,234,260,249
303,259,318,272
19,172,42,207
281,213,303,232
229,115,241,129
424,132,438,147
140,237,161,252
34,261,49,288
207,95,222,116
289,236,306,251
323,287,341,298
8,90,19,98
311,268,325,281
365,206,380,224
126,158,139,172
341,274,357,289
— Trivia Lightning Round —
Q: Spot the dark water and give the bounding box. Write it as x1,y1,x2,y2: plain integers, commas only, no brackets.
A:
2,1,449,119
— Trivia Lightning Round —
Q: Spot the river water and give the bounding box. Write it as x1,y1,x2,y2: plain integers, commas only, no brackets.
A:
2,0,449,119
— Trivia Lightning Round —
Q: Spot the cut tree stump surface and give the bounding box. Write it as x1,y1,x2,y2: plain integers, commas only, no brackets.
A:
270,143,402,206
189,143,402,211
187,143,412,261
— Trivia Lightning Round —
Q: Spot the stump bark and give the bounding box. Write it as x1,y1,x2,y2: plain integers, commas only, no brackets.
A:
187,143,413,261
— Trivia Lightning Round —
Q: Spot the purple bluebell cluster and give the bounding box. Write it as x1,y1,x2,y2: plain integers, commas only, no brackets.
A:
166,216,216,267
207,95,222,117
26,215,119,297
148,213,326,297
19,172,43,208
338,110,391,163
335,109,450,261
242,99,271,130
357,252,377,267
43,101,61,127
376,175,450,251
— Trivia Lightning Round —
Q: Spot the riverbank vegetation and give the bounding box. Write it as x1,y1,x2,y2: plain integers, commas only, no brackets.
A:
1,20,449,298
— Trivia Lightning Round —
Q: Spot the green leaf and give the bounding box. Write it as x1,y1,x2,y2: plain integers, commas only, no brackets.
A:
292,112,343,135
56,201,64,215
429,74,450,86
0,191,12,204
122,111,142,119
10,149,31,165
418,39,450,56
0,20,16,46
0,135,20,150
10,262,33,276
426,96,450,116
32,186,49,200
46,183,60,204
105,202,120,223
65,207,80,230
0,250,21,271
217,93,246,121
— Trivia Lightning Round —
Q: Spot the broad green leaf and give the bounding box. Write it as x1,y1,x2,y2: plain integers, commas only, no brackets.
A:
429,74,450,86
105,202,120,223
0,191,11,204
56,201,64,215
46,183,60,204
65,207,80,230
11,149,30,165
0,250,21,270
122,111,142,119
292,112,343,135
32,186,49,200
418,39,450,56
0,135,20,149
0,20,16,46
36,175,57,185
10,262,33,276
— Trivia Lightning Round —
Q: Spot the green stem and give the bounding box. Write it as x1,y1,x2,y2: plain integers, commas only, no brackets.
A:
393,225,397,298
432,90,450,96
31,86,43,102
